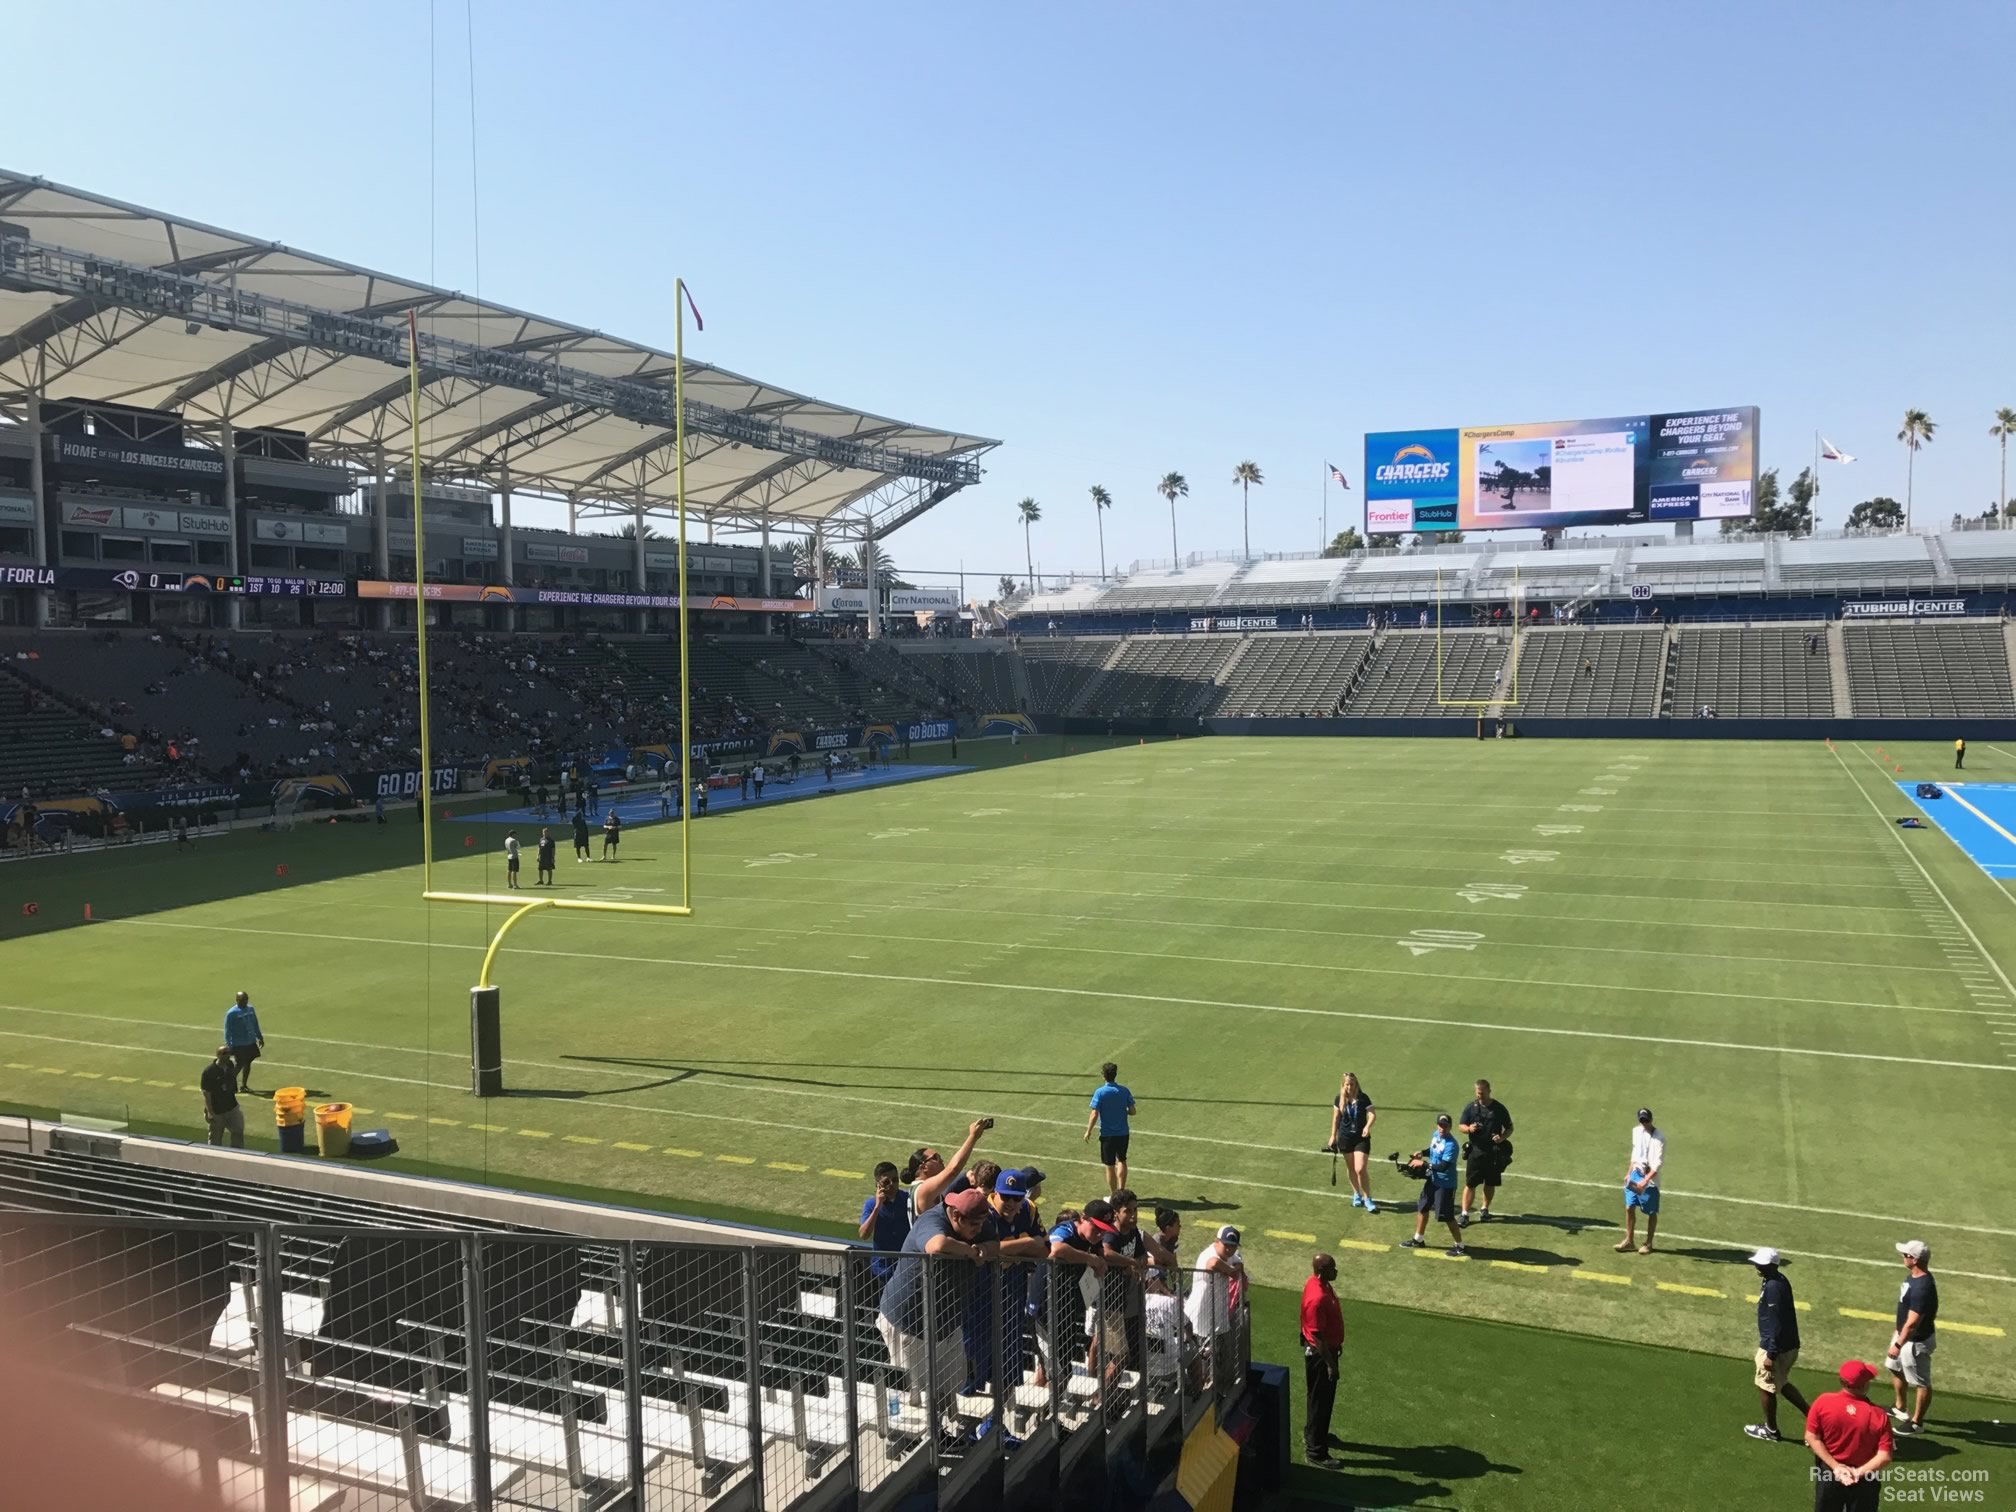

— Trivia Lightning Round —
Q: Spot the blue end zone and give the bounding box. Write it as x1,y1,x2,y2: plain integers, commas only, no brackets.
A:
1896,781,2016,879
468,762,972,828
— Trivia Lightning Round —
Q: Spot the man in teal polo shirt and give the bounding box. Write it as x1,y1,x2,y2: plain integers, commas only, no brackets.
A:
222,990,264,1094
1084,1061,1137,1193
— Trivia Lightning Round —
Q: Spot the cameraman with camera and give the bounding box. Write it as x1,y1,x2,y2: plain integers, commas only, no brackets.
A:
1399,1114,1467,1256
1457,1078,1513,1227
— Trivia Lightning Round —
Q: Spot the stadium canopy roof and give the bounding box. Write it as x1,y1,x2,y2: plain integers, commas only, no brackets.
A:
0,172,997,543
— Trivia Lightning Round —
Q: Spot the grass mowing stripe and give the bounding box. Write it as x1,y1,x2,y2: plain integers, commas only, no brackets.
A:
704,885,1939,942
21,1034,2016,1285
10,1016,2016,1243
89,922,2016,1067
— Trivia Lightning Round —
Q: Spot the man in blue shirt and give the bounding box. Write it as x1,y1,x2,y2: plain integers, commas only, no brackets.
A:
857,1163,912,1300
962,1169,1048,1392
222,990,264,1094
1743,1247,1808,1442
878,1188,1001,1415
1401,1114,1465,1256
1887,1239,1939,1435
1083,1061,1137,1194
1028,1202,1111,1388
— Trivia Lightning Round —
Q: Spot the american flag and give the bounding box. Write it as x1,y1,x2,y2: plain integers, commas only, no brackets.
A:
1328,462,1351,489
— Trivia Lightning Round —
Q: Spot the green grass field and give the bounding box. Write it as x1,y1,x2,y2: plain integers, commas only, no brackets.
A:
4,733,2014,1508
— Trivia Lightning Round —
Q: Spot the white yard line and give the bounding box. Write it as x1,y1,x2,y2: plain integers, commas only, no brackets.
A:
89,918,2016,1072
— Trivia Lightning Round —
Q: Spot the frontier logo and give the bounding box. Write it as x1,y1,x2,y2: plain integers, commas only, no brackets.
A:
1373,443,1452,485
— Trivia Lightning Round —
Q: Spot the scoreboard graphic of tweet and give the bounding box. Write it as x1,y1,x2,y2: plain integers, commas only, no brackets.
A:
1363,407,1758,533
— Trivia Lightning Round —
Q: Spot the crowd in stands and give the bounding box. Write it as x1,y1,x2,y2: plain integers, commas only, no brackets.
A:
3,626,969,803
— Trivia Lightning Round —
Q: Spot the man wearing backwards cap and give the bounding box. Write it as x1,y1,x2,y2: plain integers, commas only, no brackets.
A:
1185,1223,1247,1341
876,1185,1003,1416
1743,1247,1810,1443
1803,1361,1893,1511
1885,1239,1938,1435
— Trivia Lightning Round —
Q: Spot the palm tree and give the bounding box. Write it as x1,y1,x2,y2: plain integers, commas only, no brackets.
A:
1015,497,1042,590
1992,408,2016,531
1897,409,1936,529
1157,471,1189,561
1232,460,1263,560
1088,485,1112,578
837,542,897,586
616,521,663,539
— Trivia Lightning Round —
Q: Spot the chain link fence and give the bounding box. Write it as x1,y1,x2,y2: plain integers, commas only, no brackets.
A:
0,1213,1249,1510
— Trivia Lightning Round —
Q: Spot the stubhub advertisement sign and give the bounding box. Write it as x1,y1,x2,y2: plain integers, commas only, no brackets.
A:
1363,429,1460,533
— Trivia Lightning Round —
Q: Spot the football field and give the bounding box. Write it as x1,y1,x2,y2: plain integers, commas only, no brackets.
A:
4,734,2014,1412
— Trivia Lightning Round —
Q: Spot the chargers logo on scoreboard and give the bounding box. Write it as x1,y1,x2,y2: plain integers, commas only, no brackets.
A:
1365,430,1459,498
1364,428,1461,532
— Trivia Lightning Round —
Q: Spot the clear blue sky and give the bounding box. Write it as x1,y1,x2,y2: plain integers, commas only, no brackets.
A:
10,1,2014,585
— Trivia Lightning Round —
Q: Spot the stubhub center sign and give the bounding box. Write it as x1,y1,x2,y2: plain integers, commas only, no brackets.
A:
1364,428,1460,533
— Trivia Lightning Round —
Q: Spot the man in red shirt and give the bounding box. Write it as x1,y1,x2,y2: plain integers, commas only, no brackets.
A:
1299,1253,1344,1464
1803,1360,1894,1512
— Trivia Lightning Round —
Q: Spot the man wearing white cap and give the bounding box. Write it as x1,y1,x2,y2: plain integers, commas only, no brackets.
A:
1886,1239,1938,1434
1185,1225,1246,1343
1743,1247,1809,1442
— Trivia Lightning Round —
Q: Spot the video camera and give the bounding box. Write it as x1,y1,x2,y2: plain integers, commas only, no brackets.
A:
1386,1150,1432,1181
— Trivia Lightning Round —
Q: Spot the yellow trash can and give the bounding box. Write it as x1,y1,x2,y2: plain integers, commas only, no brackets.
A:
274,1088,308,1153
314,1102,353,1159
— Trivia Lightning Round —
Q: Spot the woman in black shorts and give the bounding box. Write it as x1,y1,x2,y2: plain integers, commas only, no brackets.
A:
1329,1071,1378,1213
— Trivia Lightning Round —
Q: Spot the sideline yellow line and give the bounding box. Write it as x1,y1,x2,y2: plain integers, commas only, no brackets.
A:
1575,1271,1632,1287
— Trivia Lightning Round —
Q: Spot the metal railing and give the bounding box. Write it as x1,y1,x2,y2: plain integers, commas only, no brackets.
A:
0,1213,1249,1511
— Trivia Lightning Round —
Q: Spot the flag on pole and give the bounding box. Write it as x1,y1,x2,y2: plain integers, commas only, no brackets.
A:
1328,462,1351,489
681,284,704,332
1819,438,1855,463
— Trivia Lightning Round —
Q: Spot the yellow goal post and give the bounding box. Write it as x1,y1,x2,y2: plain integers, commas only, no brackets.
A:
402,288,700,1090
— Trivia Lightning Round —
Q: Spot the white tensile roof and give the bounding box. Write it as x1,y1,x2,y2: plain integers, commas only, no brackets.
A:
0,172,997,540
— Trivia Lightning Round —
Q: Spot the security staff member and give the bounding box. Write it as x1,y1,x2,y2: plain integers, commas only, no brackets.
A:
1299,1254,1344,1464
1954,736,1965,771
1457,1078,1513,1226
